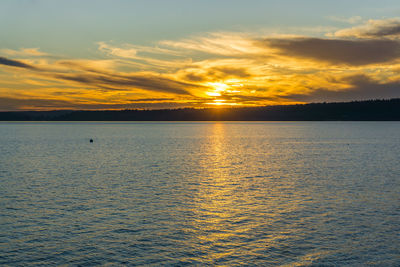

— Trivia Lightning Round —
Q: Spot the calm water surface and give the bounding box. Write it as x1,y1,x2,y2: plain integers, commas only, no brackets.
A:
0,122,399,266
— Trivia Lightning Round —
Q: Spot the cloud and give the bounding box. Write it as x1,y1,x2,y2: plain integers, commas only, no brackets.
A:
327,16,363,24
56,59,118,74
128,98,175,102
333,18,400,39
181,66,252,82
2,19,400,110
216,92,284,103
160,32,267,56
52,72,201,95
0,97,79,111
97,42,192,70
98,42,181,57
161,30,400,66
0,55,201,95
0,97,196,111
0,57,37,69
0,48,48,57
98,42,138,59
285,74,400,102
262,37,400,65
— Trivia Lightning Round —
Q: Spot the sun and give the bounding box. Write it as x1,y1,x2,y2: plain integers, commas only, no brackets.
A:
205,82,229,96
209,82,229,91
206,91,221,96
204,81,243,106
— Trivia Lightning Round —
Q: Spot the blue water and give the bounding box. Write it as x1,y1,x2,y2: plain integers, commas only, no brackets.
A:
0,122,399,266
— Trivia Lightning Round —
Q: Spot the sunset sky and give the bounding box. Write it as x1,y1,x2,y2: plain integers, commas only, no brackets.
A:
1,0,400,110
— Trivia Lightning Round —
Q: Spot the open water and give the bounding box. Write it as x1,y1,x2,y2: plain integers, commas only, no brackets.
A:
0,122,399,266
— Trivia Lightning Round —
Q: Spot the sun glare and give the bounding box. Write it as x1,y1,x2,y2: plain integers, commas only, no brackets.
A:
204,81,244,106
208,82,229,92
205,82,230,97
206,92,221,96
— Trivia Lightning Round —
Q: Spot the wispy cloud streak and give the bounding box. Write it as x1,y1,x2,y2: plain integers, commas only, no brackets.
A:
1,18,400,110
0,57,37,70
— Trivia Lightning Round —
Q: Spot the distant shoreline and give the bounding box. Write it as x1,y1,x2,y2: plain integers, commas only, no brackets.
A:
1,99,399,121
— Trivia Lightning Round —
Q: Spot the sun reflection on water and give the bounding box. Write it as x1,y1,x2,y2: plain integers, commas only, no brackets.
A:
187,123,255,264
183,123,324,265
3,122,399,265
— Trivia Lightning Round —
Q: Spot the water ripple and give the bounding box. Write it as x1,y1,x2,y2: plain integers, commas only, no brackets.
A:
0,122,399,265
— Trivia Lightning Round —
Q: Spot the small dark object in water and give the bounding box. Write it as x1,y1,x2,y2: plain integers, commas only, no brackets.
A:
90,138,93,143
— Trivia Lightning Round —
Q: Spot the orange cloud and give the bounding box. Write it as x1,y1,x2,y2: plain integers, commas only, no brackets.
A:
333,18,400,39
1,20,400,111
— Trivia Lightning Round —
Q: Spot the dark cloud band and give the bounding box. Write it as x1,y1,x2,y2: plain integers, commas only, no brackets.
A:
0,56,197,96
0,57,36,69
262,37,400,65
285,74,400,102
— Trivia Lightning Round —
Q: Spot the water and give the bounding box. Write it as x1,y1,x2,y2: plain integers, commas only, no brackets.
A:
0,122,399,266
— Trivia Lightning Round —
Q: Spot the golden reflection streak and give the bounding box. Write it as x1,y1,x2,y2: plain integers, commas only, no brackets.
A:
187,123,249,264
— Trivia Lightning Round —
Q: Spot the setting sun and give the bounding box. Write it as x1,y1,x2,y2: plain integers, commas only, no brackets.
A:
206,92,221,97
208,82,229,92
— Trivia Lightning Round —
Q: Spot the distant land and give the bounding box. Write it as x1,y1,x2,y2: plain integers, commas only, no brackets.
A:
1,99,400,121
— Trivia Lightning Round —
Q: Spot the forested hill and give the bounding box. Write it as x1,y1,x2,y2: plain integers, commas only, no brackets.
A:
1,99,400,121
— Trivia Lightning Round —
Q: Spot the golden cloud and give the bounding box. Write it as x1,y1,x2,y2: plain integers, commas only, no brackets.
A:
1,20,400,110
333,18,400,39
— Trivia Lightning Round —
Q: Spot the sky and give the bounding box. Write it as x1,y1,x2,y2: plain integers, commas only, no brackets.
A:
1,0,400,110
